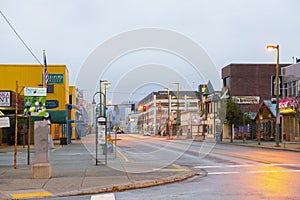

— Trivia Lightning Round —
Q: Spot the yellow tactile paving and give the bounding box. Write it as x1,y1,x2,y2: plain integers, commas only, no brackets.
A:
11,191,53,199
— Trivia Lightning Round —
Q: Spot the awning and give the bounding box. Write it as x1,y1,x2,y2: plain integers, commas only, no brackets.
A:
220,89,230,99
47,110,66,124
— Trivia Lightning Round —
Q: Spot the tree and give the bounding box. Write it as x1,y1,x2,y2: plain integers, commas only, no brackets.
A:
219,98,244,142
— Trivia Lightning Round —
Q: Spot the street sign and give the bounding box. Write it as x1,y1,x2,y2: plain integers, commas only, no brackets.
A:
271,75,283,97
97,117,106,125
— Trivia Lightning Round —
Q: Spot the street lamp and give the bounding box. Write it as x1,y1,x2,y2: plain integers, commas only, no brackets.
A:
173,82,180,137
99,80,108,117
267,44,280,147
164,87,171,136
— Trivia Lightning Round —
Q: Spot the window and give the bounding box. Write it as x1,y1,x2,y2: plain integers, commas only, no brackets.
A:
286,81,298,97
284,83,288,98
47,85,54,94
223,77,230,87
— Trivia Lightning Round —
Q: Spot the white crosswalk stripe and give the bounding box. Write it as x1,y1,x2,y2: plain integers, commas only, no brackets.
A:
91,193,116,200
193,163,300,175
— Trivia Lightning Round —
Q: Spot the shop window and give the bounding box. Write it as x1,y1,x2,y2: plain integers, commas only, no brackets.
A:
47,85,54,94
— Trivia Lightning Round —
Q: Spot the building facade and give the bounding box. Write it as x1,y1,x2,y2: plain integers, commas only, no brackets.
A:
0,64,83,145
137,90,201,136
280,62,300,141
221,63,289,140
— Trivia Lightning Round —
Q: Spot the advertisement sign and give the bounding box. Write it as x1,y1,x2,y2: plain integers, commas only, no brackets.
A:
0,91,11,107
24,87,47,116
0,117,10,128
97,125,106,144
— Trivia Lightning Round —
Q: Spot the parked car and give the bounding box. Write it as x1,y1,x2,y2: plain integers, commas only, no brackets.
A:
117,130,125,134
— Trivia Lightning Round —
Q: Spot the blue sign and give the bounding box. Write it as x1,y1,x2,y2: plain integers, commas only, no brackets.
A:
46,100,59,109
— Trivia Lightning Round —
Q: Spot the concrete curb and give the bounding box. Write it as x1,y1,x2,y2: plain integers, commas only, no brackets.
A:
219,142,300,152
57,170,198,197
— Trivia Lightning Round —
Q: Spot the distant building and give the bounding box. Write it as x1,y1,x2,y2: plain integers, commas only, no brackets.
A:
137,90,201,136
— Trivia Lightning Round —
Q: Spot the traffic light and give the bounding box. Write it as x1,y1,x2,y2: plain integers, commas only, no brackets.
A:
143,105,147,112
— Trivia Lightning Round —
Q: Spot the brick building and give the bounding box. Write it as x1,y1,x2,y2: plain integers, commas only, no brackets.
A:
221,63,289,140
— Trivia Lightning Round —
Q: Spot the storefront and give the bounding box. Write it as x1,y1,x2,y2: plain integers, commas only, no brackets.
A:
254,100,276,142
280,97,300,142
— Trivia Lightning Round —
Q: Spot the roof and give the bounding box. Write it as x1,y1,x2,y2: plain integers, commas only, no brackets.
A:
263,100,276,117
203,81,215,95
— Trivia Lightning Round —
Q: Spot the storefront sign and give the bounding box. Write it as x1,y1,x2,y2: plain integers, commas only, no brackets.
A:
43,74,64,84
45,100,59,109
232,96,260,104
0,91,11,106
279,97,300,114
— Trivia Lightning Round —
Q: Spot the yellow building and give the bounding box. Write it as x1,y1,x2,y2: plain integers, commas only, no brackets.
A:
0,64,79,145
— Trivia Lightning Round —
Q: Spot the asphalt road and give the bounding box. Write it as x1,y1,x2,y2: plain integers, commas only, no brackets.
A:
26,135,300,200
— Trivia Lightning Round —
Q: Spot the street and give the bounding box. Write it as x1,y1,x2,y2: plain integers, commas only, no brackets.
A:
26,134,300,200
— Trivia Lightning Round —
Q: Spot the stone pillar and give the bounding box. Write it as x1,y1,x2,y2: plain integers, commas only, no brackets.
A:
31,121,52,179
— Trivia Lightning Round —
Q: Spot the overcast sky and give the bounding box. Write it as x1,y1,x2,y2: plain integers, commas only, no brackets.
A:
1,0,299,96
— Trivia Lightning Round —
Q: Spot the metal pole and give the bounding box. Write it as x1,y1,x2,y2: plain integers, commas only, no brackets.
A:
242,113,245,144
104,85,108,166
27,116,30,165
95,114,98,165
100,81,103,117
14,81,18,169
167,89,170,136
275,45,280,147
174,83,180,137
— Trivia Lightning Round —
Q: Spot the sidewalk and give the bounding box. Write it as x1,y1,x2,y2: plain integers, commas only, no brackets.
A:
0,134,196,200
219,138,300,152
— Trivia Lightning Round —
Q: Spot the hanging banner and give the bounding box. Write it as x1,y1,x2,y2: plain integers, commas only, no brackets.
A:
24,87,47,116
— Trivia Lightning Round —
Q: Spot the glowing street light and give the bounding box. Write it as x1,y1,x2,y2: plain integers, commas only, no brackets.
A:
267,44,280,147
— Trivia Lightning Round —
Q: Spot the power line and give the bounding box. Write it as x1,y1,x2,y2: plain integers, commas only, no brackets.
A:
0,10,42,65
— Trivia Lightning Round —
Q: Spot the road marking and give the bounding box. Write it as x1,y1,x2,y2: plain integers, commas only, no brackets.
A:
152,168,188,172
91,193,115,200
194,163,300,169
117,149,129,162
10,190,53,198
208,169,300,175
213,151,274,164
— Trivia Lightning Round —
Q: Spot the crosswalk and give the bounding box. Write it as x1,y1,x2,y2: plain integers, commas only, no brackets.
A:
193,163,300,175
91,193,116,200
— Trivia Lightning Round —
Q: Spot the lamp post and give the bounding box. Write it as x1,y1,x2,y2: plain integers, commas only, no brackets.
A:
164,88,171,136
267,44,280,147
173,82,180,137
99,80,108,117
